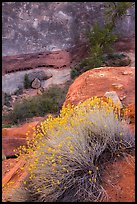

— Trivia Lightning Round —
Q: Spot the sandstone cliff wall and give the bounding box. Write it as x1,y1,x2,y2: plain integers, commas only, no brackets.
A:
2,2,135,56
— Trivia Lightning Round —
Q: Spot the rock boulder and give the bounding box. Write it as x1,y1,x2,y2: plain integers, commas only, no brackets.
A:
27,70,52,82
104,91,123,108
64,67,135,109
31,78,41,89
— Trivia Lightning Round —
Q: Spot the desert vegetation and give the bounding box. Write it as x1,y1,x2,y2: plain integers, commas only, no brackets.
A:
2,2,135,202
3,84,70,125
71,2,134,79
12,96,135,202
24,73,31,89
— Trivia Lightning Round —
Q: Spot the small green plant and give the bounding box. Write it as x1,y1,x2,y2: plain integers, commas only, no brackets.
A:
86,22,118,68
71,60,89,79
6,85,69,124
70,68,79,79
24,74,31,89
3,93,12,107
2,124,12,128
104,2,134,29
14,86,24,96
102,53,131,66
71,2,134,79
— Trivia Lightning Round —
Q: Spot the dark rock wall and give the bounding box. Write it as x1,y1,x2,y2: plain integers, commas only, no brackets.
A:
2,2,135,56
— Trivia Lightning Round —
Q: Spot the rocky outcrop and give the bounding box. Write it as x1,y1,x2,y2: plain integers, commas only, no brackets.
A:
2,35,135,76
64,66,135,128
64,67,135,109
2,137,27,158
2,158,28,202
41,67,71,89
2,2,135,57
2,91,5,106
27,69,52,81
2,50,71,75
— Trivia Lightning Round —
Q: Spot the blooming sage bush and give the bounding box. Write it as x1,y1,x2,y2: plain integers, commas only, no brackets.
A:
15,96,135,202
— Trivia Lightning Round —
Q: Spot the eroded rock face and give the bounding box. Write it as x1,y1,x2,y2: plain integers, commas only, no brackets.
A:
2,2,135,57
2,50,71,75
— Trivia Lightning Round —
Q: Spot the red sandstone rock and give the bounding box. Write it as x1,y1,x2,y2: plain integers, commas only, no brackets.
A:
2,157,28,202
44,50,71,68
2,50,71,75
64,66,135,129
2,121,38,157
64,67,135,109
2,137,27,158
103,155,135,202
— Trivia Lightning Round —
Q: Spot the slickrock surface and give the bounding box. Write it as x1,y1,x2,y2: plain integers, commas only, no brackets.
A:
64,67,135,108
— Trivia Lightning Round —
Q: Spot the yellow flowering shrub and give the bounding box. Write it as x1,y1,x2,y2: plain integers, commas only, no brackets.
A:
15,96,134,202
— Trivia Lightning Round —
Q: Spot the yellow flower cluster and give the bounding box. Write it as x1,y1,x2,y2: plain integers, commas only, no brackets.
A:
9,93,135,203
18,96,126,191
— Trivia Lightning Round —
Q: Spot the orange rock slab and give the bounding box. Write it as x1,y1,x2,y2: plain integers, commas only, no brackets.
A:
2,121,39,157
64,67,135,108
